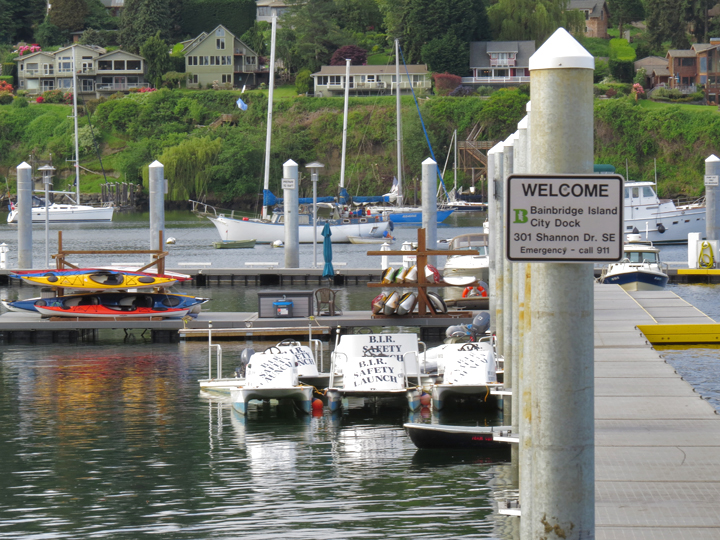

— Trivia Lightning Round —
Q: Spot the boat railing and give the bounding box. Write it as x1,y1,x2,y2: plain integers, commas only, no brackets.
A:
675,195,705,209
189,199,249,220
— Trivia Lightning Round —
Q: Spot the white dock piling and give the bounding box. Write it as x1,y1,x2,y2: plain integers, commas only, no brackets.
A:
149,160,165,252
527,27,595,540
421,157,438,267
283,159,300,268
16,162,33,269
705,154,720,248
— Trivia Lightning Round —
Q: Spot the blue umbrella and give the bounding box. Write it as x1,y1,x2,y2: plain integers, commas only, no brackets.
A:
322,222,335,279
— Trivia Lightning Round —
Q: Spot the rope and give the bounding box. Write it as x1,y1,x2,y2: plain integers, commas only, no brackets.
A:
698,241,714,269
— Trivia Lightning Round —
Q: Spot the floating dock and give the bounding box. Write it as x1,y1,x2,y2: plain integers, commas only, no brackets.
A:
595,285,720,538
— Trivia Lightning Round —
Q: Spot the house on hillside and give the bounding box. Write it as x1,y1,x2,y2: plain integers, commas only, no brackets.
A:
634,56,669,88
99,0,124,16
568,0,610,38
693,41,720,104
666,49,698,92
462,41,534,88
183,25,265,89
15,44,147,97
310,64,431,97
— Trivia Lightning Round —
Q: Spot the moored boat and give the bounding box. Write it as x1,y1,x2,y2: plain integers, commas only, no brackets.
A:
212,239,256,249
404,423,512,450
7,197,114,223
598,236,668,291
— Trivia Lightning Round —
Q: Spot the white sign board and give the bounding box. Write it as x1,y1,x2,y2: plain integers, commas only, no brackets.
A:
281,178,296,190
506,174,624,263
705,175,719,186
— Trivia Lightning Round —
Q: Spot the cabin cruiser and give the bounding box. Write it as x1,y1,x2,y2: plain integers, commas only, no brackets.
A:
598,235,669,291
624,181,705,244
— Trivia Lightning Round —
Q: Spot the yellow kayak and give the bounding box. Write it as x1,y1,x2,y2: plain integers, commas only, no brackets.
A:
13,269,181,290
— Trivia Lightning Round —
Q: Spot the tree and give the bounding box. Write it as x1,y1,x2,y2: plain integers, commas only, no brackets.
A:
488,0,584,44
646,0,690,49
330,45,367,65
49,0,89,32
119,0,171,54
240,21,272,57
140,32,172,88
334,0,383,33
421,32,469,75
400,0,490,65
295,69,312,94
84,0,118,31
607,0,644,39
34,18,67,47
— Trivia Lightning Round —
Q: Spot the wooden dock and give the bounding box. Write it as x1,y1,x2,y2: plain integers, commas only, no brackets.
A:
595,285,720,539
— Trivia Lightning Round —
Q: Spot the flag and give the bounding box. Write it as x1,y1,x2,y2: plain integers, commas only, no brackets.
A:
236,97,248,111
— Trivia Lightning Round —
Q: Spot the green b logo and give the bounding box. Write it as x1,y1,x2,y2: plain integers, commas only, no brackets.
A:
513,209,528,223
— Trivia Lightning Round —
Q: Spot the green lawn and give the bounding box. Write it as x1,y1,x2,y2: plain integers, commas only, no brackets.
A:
367,52,391,65
639,99,720,113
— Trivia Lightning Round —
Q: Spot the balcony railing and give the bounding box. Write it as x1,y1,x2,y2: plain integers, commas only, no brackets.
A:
489,59,516,67
95,82,151,92
461,76,530,84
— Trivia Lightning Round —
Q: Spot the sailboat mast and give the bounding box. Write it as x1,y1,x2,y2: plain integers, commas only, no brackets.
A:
72,45,80,204
395,39,403,207
339,58,350,190
453,128,457,192
262,12,277,219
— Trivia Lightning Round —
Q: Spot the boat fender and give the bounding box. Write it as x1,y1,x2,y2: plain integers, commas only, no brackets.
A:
657,223,666,233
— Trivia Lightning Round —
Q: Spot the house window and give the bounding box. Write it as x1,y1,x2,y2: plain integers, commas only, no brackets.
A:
42,80,54,91
20,80,24,87
188,56,197,66
114,60,125,70
246,56,255,64
681,58,695,67
216,27,225,37
98,60,112,70
189,74,198,84
222,74,231,83
101,76,113,85
316,76,328,85
82,79,94,92
127,60,141,70
329,75,343,86
701,75,707,84
42,63,54,75
412,75,422,86
59,78,72,89
584,10,589,19
58,56,72,73
217,38,225,50
26,62,38,74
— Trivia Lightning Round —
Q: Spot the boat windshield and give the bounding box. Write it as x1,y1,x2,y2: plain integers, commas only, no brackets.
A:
627,251,657,263
449,234,489,251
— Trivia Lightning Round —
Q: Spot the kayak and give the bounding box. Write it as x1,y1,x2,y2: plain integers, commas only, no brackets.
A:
11,269,184,290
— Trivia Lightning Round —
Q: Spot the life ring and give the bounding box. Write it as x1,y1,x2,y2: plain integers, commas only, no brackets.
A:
462,285,488,298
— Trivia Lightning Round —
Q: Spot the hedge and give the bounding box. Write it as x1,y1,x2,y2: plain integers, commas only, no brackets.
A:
2,63,15,76
0,76,14,86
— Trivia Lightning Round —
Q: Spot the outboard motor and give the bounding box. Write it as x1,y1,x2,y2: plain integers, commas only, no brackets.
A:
470,312,491,337
236,347,255,378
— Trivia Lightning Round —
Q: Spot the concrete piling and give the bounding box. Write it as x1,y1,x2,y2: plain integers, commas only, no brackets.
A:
16,162,33,269
283,159,300,268
421,157,438,267
705,154,720,248
148,160,165,253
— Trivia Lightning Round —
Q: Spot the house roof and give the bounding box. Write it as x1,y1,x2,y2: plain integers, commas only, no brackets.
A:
634,56,668,70
311,64,429,76
468,41,535,69
568,0,607,18
55,44,106,56
97,49,144,61
692,43,716,53
667,49,697,58
652,67,670,77
100,0,124,6
15,51,54,62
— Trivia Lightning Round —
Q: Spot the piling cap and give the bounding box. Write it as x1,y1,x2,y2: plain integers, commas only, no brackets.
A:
518,116,528,130
706,154,720,163
529,27,594,71
284,159,298,166
149,160,164,168
17,162,31,170
422,157,436,165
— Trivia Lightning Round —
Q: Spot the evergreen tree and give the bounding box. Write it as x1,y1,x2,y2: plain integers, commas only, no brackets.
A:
84,0,118,31
280,0,346,72
240,21,271,57
607,0,644,39
140,31,172,88
400,0,490,65
49,0,89,32
487,0,584,44
0,0,15,44
421,32,469,75
119,0,171,54
646,0,690,50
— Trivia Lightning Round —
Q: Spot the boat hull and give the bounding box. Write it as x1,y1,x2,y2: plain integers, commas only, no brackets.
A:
6,292,207,315
404,423,512,450
7,205,114,223
625,206,705,244
209,215,391,244
601,270,668,291
35,305,190,318
367,209,454,224
230,386,314,415
212,239,256,249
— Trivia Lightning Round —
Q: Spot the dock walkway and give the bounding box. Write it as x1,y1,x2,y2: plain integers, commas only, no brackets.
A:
595,285,720,539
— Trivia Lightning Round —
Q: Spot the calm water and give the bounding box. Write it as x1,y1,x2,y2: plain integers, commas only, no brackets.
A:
0,210,718,538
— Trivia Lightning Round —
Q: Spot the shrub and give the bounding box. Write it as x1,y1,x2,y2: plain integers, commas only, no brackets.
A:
0,75,13,86
448,85,477,97
432,72,462,96
0,79,13,93
295,69,312,94
12,96,29,108
41,89,65,103
0,92,13,105
606,88,617,98
36,95,45,103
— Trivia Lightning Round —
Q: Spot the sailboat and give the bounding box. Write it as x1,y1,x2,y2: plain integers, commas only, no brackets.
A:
207,14,391,244
7,46,114,224
357,39,453,224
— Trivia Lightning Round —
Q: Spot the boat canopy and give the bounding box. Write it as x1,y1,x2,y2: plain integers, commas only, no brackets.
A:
263,189,336,207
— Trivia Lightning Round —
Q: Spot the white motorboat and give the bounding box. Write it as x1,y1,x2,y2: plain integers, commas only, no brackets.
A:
230,343,316,415
208,212,391,244
326,333,430,412
425,339,501,410
624,180,705,244
598,235,669,291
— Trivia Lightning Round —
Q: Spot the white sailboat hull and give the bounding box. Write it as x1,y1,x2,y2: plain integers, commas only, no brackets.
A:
209,215,391,244
7,204,114,223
